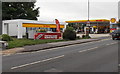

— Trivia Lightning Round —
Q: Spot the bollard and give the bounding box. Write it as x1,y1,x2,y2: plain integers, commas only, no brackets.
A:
2,43,5,50
0,41,8,50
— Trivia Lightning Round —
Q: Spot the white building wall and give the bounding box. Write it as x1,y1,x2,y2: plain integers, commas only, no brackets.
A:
2,21,9,35
17,21,26,38
2,21,5,34
2,19,66,38
8,22,18,36
2,20,26,38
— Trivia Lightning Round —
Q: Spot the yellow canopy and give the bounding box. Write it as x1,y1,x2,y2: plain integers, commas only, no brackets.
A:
65,19,110,23
22,23,65,28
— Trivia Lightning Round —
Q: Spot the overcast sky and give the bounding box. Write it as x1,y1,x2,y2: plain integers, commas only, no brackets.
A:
35,0,120,22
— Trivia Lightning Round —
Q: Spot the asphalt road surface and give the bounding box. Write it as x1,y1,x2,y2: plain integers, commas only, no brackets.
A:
2,37,119,72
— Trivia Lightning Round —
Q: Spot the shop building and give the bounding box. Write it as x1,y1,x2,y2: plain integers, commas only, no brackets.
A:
2,19,66,39
65,19,110,34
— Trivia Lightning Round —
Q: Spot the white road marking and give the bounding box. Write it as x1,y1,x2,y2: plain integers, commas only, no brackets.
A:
119,64,120,66
3,54,11,57
11,55,65,70
79,50,87,53
106,42,117,46
79,47,98,53
106,44,111,45
110,42,117,45
87,47,98,50
33,47,65,53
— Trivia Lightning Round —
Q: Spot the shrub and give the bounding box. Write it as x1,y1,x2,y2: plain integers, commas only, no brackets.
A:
1,34,13,41
82,35,85,38
0,35,2,40
82,34,91,39
76,36,81,39
63,27,76,40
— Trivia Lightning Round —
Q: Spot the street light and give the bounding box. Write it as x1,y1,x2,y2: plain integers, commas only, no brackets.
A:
86,0,90,36
88,0,89,22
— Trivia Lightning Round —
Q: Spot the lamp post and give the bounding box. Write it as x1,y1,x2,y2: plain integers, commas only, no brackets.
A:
86,0,90,36
88,0,89,22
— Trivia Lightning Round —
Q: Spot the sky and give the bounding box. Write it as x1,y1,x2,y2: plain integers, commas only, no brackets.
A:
35,0,120,22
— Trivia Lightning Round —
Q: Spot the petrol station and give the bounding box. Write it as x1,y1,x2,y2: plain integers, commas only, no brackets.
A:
66,19,110,34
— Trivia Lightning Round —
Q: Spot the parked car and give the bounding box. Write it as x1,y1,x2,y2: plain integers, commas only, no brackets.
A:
111,29,120,40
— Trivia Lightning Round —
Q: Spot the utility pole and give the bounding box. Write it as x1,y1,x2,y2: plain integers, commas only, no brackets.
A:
118,1,120,20
0,0,2,35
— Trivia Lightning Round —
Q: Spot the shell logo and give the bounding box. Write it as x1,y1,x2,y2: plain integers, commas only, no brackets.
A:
110,18,116,23
93,26,97,28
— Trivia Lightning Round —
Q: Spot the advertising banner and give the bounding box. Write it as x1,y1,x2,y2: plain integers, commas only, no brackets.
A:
34,33,62,39
55,19,61,32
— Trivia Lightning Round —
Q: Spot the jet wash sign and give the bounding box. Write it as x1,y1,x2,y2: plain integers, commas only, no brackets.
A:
34,33,62,39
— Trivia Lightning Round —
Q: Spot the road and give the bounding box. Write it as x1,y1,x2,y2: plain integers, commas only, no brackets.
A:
2,37,118,72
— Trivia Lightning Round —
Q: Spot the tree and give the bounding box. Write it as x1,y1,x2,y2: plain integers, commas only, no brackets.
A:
2,2,40,20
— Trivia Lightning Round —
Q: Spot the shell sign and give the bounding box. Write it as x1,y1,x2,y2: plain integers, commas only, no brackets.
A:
93,26,97,28
110,18,116,23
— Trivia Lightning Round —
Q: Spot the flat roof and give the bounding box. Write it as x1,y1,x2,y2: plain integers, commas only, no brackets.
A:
3,19,66,25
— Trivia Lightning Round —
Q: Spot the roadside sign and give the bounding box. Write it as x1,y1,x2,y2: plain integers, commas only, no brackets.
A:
86,21,90,26
34,33,62,39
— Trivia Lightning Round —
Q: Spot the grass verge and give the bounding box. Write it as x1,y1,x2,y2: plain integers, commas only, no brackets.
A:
7,38,66,49
6,37,90,49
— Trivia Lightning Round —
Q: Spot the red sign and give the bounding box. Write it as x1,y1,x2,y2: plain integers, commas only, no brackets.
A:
55,19,61,32
96,20,103,22
110,28,116,30
34,33,62,39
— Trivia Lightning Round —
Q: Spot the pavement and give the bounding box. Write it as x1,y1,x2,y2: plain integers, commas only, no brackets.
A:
1,34,111,55
77,33,110,38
